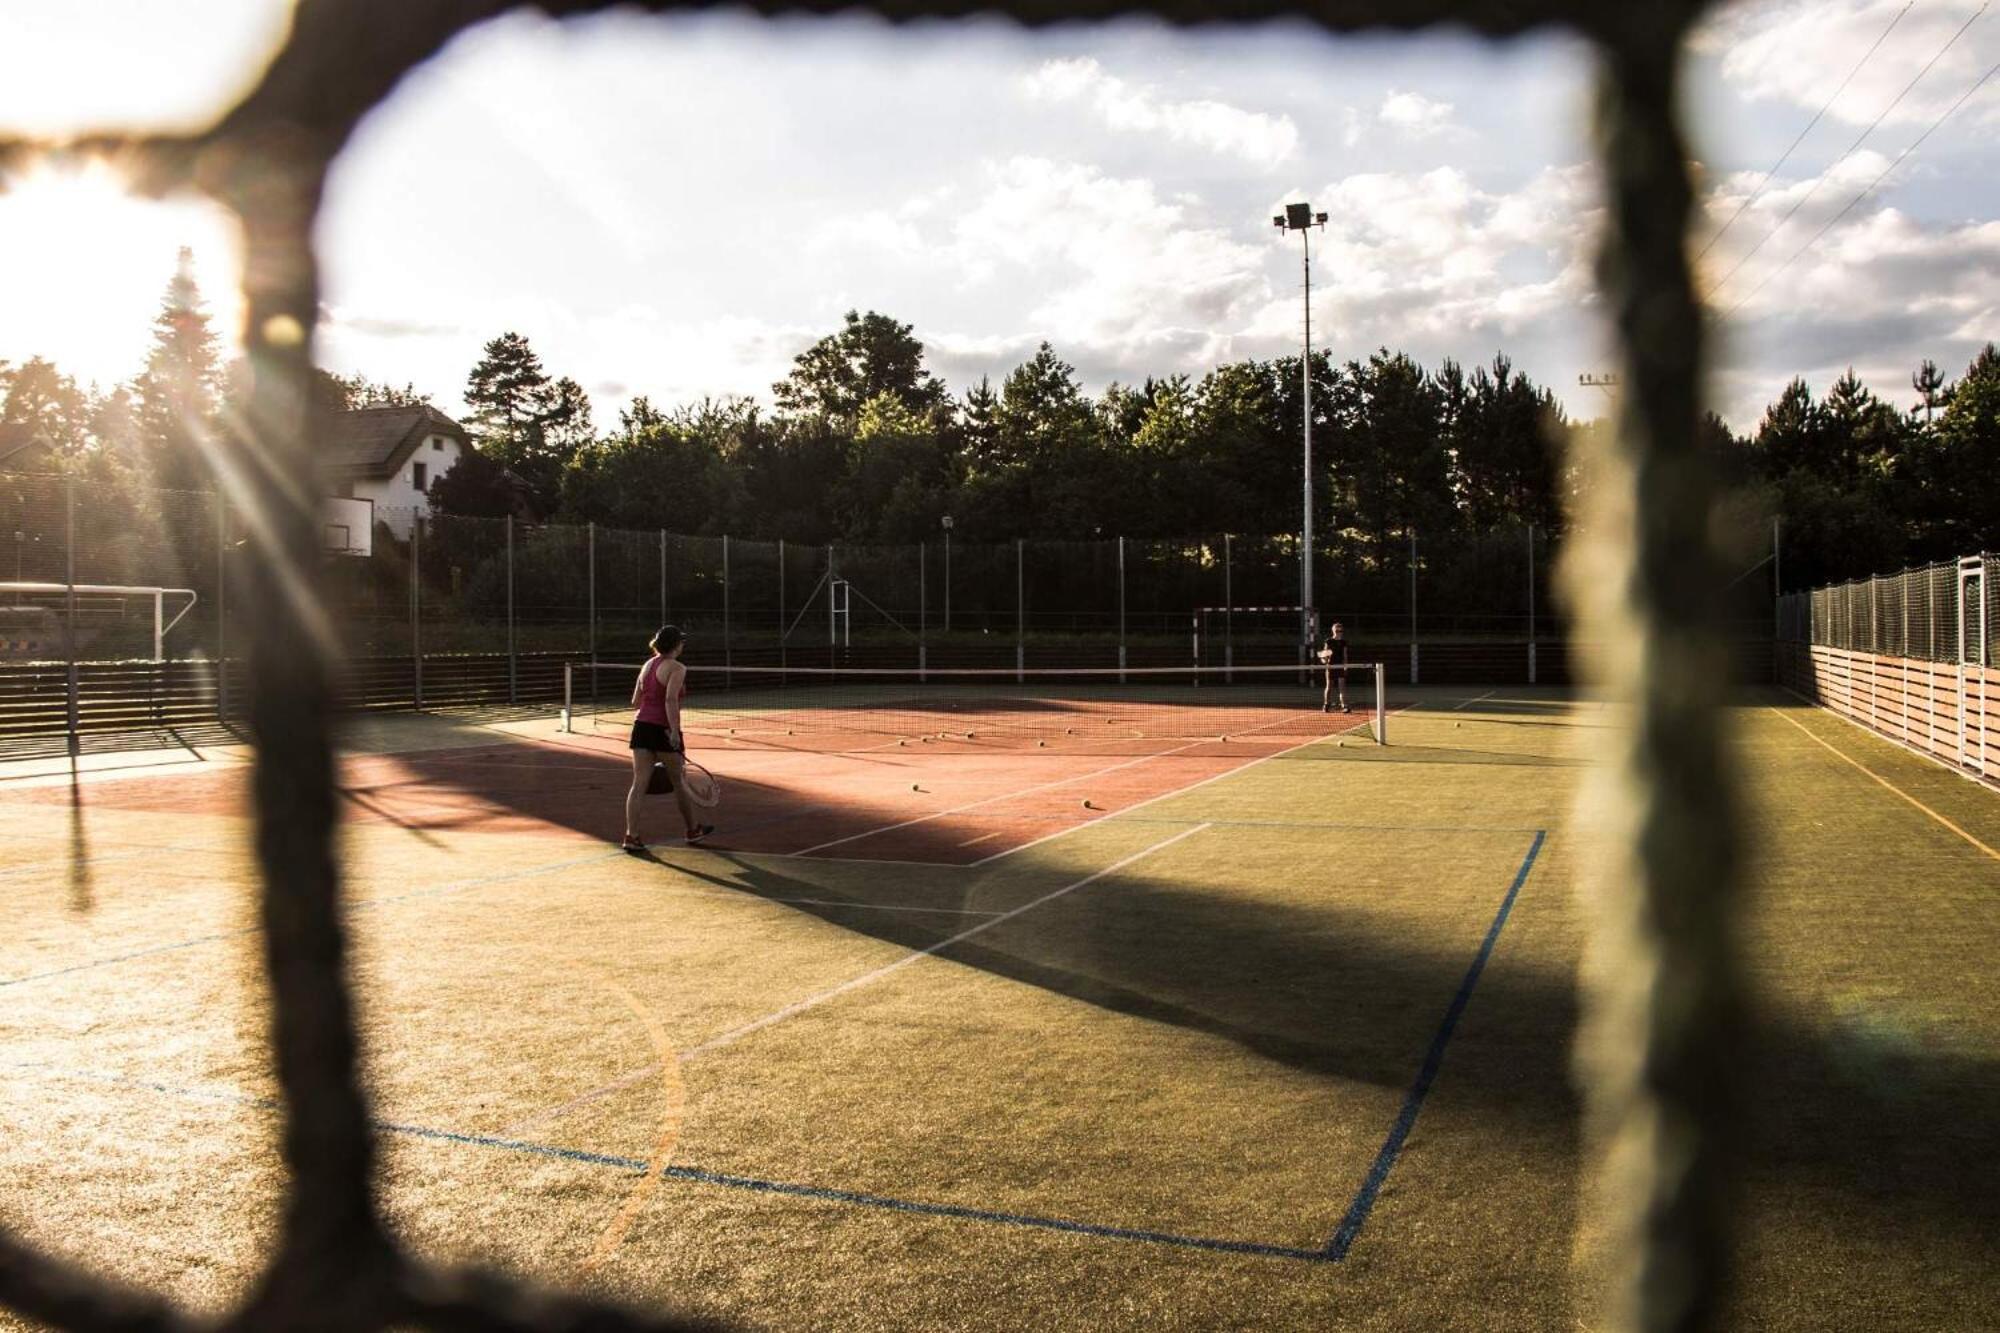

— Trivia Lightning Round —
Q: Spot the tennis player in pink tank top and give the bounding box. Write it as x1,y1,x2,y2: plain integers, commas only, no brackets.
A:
623,625,712,851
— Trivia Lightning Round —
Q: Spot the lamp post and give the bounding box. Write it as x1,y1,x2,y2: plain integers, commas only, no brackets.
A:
941,514,953,634
1275,202,1328,655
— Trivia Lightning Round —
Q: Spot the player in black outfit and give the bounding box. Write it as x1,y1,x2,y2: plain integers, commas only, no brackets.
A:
1316,622,1350,713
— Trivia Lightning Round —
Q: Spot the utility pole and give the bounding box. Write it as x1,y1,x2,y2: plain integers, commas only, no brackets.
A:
1275,202,1328,657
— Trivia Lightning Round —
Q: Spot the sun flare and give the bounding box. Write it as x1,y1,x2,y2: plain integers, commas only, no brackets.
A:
0,163,243,391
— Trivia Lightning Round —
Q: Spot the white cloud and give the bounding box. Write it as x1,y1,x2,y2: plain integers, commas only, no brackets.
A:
1250,164,1602,352
1019,57,1299,167
947,157,1269,366
1706,0,2000,129
1377,90,1461,140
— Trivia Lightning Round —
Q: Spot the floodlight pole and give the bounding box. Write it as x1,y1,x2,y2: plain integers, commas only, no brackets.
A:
941,515,953,634
1275,203,1328,662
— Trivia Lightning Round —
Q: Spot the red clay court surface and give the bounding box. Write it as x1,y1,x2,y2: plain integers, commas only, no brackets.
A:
0,708,1375,867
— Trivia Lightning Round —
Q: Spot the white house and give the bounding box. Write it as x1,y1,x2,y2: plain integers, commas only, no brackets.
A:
324,404,472,541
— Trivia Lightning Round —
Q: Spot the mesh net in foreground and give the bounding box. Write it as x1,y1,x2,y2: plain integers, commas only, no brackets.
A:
564,662,1387,751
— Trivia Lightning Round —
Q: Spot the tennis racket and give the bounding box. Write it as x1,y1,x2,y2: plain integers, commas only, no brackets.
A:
680,760,721,809
648,759,720,808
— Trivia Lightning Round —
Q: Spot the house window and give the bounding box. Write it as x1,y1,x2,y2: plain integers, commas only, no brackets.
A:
431,437,443,450
412,461,428,492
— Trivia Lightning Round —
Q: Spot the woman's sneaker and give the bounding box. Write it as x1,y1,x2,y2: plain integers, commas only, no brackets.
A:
685,824,714,845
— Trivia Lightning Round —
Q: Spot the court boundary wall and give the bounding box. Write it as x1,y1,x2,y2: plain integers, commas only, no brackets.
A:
1777,643,1998,789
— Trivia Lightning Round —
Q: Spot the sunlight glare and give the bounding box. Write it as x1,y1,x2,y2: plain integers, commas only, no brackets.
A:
0,163,244,392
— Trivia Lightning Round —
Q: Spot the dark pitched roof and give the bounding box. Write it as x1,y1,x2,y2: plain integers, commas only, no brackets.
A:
323,404,470,478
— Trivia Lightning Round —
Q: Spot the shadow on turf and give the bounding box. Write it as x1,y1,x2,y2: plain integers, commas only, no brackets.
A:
342,713,2000,1254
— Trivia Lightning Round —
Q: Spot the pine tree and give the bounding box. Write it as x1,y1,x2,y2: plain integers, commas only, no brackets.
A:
135,247,222,491
463,332,593,499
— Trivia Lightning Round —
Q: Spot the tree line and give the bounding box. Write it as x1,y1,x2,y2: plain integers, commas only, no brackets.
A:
3,251,1993,594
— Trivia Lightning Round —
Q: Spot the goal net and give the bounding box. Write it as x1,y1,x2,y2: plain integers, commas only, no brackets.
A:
1193,604,1316,670
0,583,199,662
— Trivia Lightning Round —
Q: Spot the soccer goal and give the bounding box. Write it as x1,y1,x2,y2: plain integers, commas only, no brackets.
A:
0,582,199,661
1192,604,1316,672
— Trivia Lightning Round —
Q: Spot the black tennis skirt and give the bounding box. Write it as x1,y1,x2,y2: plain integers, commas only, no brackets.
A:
629,720,682,753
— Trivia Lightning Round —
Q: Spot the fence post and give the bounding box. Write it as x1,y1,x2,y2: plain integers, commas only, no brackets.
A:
506,513,517,706
659,528,667,625
1016,537,1025,682
217,498,229,725
1409,528,1419,687
64,471,78,757
586,521,596,668
827,543,836,667
1224,533,1233,681
778,537,786,671
1528,523,1537,685
919,541,928,679
412,514,424,710
1117,535,1126,682
722,533,732,684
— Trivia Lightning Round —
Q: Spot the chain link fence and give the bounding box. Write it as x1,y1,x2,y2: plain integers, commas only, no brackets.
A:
1778,557,1993,665
3,474,1790,751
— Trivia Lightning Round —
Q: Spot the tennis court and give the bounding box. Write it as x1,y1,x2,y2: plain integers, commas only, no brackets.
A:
2,681,1996,1330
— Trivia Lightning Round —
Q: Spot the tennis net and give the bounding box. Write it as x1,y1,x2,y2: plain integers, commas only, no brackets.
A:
562,661,1387,751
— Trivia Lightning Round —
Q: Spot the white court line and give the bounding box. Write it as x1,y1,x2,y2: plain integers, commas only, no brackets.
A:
1451,690,1498,711
968,703,1411,867
685,822,1208,1058
684,890,1001,917
785,736,1228,857
957,830,1009,849
502,824,1208,1135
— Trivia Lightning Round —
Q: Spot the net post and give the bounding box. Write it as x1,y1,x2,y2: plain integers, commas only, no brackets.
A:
1016,537,1025,683
506,513,517,706
217,497,229,725
561,660,573,733
1117,535,1126,683
412,512,424,711
64,471,77,758
1375,660,1386,745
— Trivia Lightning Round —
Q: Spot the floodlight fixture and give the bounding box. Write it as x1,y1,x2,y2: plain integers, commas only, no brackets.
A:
1579,371,1621,402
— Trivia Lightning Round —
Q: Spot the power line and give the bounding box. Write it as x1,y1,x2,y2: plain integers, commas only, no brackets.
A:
1698,0,1915,262
1706,0,1988,301
1724,52,2000,319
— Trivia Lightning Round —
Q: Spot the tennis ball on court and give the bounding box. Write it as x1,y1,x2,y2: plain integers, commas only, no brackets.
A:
912,783,922,791
1036,740,1046,747
1081,799,1096,809
1454,721,1461,728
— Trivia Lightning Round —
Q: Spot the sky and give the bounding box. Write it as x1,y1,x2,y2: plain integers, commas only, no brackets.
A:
1,0,1996,433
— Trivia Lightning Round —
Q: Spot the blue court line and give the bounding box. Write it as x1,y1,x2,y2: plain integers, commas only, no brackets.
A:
1324,829,1548,1259
9,833,1548,1264
14,1063,1329,1263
